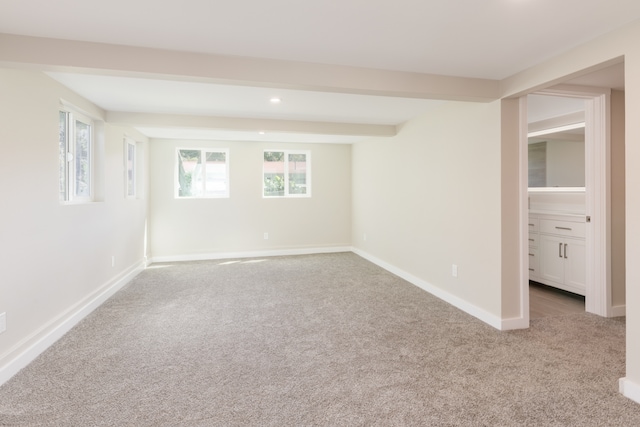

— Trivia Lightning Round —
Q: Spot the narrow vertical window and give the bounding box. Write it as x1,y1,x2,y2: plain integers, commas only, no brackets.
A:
59,111,68,202
74,120,91,198
205,151,228,198
59,106,94,203
288,153,308,195
125,138,136,198
263,151,285,197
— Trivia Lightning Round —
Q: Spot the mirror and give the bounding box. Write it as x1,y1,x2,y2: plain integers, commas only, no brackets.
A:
528,123,585,189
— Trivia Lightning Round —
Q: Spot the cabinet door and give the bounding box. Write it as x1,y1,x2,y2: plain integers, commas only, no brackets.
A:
564,237,586,293
540,234,565,285
528,248,541,280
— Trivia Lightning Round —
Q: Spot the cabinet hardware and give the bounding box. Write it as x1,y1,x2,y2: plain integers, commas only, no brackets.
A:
528,238,534,242
555,226,572,231
529,223,535,227
564,243,568,259
559,242,562,258
529,268,535,272
529,253,535,257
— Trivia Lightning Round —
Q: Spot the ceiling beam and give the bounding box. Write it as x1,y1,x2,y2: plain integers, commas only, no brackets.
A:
0,33,499,102
106,111,397,137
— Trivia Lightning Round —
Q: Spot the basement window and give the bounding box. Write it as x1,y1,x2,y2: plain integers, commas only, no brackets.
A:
263,150,311,198
176,149,229,198
125,137,137,198
59,106,94,203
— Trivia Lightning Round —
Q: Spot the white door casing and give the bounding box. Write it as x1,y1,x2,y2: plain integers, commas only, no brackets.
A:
521,85,611,319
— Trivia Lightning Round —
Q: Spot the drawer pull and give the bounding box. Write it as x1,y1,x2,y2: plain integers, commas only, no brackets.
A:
528,238,534,242
529,223,535,227
529,268,535,272
555,226,572,231
529,253,535,257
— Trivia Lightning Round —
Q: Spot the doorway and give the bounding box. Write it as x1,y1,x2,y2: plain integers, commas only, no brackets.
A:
523,87,610,318
518,61,626,324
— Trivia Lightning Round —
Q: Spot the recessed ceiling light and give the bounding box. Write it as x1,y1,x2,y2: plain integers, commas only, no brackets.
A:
270,97,281,104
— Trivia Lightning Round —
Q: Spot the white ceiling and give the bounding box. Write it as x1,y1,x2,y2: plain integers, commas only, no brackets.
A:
3,0,640,79
46,73,445,125
2,1,637,142
527,95,586,124
46,72,445,143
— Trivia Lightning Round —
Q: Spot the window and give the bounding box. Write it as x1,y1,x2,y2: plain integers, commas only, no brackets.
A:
176,149,229,198
59,107,94,202
263,150,311,197
125,138,136,198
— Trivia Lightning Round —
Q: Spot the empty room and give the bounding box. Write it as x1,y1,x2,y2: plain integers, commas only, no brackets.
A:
2,0,640,425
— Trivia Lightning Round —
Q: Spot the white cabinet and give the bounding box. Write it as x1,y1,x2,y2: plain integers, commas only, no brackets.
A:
529,213,586,295
528,218,541,281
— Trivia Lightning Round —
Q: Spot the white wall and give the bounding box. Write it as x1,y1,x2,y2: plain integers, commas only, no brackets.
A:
0,68,149,382
546,140,585,187
611,90,626,309
352,101,503,321
148,139,351,260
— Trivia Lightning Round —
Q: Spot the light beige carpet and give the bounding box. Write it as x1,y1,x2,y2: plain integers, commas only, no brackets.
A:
1,252,639,426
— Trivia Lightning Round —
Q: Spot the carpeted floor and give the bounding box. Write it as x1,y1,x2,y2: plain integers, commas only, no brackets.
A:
1,252,639,426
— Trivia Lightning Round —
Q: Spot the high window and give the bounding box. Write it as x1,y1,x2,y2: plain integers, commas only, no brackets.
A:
59,107,94,202
125,138,136,198
176,149,229,198
263,150,311,198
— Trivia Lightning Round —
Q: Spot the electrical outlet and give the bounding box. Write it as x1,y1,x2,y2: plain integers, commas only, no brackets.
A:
264,232,269,240
0,312,6,334
111,256,116,267
452,264,458,278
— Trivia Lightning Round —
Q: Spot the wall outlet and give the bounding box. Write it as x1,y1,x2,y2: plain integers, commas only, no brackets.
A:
452,264,458,278
111,256,116,267
264,232,269,240
0,312,6,334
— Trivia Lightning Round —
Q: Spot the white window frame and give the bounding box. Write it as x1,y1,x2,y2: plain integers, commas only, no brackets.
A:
125,137,137,199
59,104,94,203
263,150,311,198
175,148,230,199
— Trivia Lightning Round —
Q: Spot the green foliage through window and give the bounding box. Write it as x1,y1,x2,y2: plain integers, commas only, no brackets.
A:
263,150,310,197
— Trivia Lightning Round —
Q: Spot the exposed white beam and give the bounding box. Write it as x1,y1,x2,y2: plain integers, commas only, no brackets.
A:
0,33,499,102
106,111,396,137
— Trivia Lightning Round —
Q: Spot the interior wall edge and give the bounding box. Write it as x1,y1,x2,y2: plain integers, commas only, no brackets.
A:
351,248,504,331
0,260,146,388
620,377,640,405
149,246,353,264
611,305,627,317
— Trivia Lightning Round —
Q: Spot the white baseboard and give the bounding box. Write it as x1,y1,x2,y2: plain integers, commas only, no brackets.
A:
500,316,530,330
611,304,626,317
150,246,352,264
0,260,146,387
351,248,505,330
620,377,640,404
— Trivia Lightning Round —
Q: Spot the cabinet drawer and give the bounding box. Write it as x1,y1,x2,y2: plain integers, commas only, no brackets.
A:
540,219,585,238
528,218,539,233
528,232,539,248
528,248,539,275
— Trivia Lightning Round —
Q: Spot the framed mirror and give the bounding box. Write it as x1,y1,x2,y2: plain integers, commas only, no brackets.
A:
528,122,585,190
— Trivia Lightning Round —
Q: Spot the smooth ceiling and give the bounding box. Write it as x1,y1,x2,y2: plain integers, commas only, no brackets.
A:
3,0,640,79
2,1,636,142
